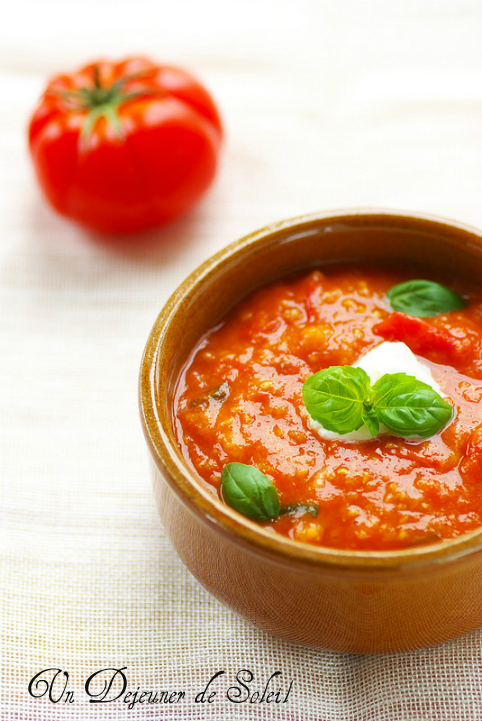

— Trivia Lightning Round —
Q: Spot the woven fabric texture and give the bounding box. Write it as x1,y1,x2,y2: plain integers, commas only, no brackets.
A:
2,1,482,719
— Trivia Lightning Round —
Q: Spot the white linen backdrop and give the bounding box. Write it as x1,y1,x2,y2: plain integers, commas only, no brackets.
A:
2,1,482,719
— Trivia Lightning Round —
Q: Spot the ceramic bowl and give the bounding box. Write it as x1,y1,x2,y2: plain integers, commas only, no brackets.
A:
139,209,482,653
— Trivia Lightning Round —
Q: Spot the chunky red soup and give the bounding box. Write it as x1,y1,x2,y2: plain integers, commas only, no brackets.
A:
174,265,482,551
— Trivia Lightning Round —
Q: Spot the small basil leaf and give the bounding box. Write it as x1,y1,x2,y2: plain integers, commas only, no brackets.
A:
221,463,281,522
371,372,453,438
280,503,319,518
302,366,371,434
190,381,229,407
387,279,466,317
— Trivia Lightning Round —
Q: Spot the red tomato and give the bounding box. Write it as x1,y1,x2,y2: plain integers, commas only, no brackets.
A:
28,57,223,234
373,311,472,362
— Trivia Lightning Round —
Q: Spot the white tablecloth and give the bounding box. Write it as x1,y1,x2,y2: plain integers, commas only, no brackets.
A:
2,1,482,719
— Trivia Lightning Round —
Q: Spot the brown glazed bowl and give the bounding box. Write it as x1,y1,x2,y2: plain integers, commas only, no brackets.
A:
139,209,482,654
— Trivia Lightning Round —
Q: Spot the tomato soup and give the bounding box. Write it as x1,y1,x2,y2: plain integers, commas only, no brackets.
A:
173,265,482,551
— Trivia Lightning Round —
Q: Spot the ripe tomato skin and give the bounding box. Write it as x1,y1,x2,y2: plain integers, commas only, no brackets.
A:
28,57,223,234
373,311,473,363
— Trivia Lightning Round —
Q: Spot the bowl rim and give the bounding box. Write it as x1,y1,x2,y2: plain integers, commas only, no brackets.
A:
140,207,482,573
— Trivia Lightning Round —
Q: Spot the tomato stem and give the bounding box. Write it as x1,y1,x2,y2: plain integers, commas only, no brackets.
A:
54,65,152,147
57,65,149,110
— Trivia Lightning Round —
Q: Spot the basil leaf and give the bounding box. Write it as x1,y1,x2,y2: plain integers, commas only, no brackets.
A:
190,381,229,407
221,463,281,522
362,405,380,437
302,366,371,434
371,372,453,438
387,279,466,317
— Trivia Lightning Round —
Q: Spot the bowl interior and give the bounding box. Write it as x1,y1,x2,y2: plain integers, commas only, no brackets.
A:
141,210,482,569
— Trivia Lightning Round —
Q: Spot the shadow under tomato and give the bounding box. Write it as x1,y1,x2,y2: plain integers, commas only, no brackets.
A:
27,190,212,268
73,206,209,265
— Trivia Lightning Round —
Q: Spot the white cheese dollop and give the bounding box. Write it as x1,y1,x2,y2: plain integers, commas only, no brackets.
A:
308,341,442,442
